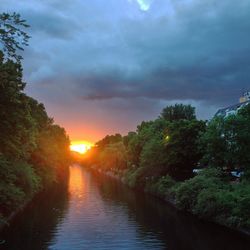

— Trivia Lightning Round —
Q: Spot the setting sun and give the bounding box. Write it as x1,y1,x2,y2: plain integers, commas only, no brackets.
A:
70,141,93,154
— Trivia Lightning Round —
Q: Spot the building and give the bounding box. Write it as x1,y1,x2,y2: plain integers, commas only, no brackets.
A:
215,91,250,118
239,91,250,103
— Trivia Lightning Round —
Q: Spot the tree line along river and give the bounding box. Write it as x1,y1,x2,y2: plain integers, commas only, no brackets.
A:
0,164,249,250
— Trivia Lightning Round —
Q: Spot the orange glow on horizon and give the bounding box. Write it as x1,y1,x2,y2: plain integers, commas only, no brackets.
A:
70,141,93,154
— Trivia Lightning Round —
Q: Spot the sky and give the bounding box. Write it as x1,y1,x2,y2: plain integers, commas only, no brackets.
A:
1,0,250,142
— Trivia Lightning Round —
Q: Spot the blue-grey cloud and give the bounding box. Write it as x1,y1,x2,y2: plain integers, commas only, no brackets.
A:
1,0,250,141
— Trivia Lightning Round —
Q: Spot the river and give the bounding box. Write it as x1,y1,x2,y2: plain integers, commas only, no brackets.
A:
0,164,249,250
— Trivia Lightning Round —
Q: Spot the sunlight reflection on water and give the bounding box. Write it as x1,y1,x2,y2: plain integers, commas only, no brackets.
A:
48,165,165,250
1,165,249,250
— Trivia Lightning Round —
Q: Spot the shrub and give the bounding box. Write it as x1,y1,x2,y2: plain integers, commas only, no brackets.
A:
145,175,176,198
13,162,41,195
173,167,250,230
230,183,250,228
0,156,41,216
174,168,224,211
124,168,144,188
194,188,235,219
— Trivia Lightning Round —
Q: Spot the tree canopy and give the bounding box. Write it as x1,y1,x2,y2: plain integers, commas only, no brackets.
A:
161,104,196,122
201,105,250,176
0,13,70,220
84,104,205,182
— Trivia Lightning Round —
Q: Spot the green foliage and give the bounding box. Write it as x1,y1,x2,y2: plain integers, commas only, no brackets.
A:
194,189,234,220
140,134,167,173
144,175,176,198
126,133,142,167
161,104,196,122
99,141,127,171
201,104,250,175
124,167,145,188
174,168,225,210
30,124,70,185
123,132,136,148
96,134,122,150
0,20,70,220
13,161,41,195
128,115,205,181
0,52,37,161
0,156,41,215
164,119,206,180
173,168,250,229
0,12,30,61
84,105,205,183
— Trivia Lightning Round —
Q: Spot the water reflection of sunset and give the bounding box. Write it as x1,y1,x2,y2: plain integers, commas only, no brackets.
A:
69,165,87,200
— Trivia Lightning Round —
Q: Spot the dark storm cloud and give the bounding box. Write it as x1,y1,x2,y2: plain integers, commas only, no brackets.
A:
23,0,250,105
1,0,250,140
24,11,79,40
60,44,250,106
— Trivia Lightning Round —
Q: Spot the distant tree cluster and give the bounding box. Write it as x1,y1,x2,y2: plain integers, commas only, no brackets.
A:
84,104,206,182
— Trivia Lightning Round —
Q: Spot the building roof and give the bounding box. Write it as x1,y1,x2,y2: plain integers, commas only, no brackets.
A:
215,100,250,117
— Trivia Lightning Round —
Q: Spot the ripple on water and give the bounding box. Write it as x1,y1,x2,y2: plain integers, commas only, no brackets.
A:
47,166,166,250
1,165,249,250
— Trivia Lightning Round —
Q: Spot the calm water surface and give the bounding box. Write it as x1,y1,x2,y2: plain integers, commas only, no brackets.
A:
1,164,249,250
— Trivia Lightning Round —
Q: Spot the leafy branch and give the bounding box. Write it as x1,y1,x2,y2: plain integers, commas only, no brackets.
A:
0,12,30,61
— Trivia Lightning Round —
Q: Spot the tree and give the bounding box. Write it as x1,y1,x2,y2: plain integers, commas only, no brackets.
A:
0,12,30,61
200,116,227,168
96,134,122,150
99,142,127,171
123,132,136,149
0,51,36,160
132,116,205,181
139,134,167,177
29,102,70,185
164,119,206,180
161,104,196,122
201,104,250,177
126,119,168,168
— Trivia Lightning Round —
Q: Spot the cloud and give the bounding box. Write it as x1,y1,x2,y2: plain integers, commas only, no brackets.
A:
2,0,250,140
129,0,155,11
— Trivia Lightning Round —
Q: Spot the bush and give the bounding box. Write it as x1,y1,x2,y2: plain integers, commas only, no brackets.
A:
145,175,176,198
174,168,225,211
0,156,41,216
173,167,250,230
13,162,41,195
0,183,25,215
124,167,145,188
194,189,235,219
230,183,250,228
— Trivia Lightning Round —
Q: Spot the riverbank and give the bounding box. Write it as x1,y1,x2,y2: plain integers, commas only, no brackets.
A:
87,165,250,237
0,173,69,232
0,197,32,232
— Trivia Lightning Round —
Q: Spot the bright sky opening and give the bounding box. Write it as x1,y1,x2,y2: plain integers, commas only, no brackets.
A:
70,141,93,154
